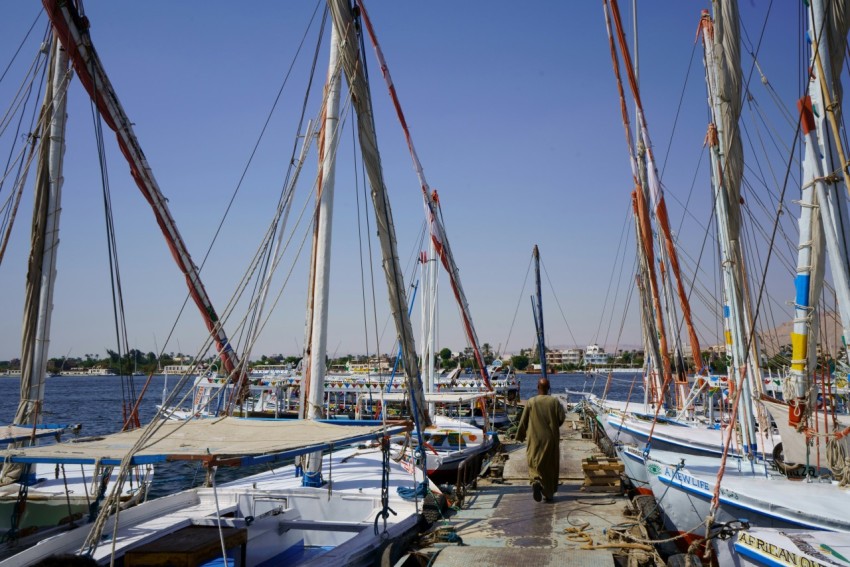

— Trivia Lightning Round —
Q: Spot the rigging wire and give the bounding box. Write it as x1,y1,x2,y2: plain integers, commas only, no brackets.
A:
0,8,44,89
156,0,327,371
600,207,637,349
500,253,534,358
0,37,49,268
658,31,700,180
84,39,139,426
540,261,579,348
592,202,632,345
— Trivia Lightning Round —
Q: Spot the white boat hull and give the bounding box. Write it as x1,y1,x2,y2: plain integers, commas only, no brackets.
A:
644,450,850,545
0,462,151,532
713,527,850,567
1,444,433,566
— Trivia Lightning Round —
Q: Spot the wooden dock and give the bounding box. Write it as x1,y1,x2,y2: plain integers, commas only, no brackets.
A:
407,395,664,566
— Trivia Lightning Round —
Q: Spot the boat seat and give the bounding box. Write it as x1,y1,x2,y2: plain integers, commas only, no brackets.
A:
123,525,247,567
277,518,368,534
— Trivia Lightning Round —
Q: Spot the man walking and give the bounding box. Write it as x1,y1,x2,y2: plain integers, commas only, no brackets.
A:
516,377,565,502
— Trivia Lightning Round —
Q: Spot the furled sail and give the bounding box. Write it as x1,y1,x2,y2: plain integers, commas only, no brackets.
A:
326,0,430,428
2,37,70,487
357,0,492,390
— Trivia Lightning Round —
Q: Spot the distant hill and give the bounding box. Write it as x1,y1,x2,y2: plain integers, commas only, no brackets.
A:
757,311,844,356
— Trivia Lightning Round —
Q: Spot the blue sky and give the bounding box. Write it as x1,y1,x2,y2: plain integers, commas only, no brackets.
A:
0,2,809,362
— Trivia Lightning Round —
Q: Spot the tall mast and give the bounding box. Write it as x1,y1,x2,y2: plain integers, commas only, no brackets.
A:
606,0,704,387
326,0,430,428
777,0,850,466
357,0,492,390
807,0,850,349
420,242,438,416
532,245,547,379
698,2,758,456
13,37,70,432
603,1,673,407
299,22,343,488
42,0,241,381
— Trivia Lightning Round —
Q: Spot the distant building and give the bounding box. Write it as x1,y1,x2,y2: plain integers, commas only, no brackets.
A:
544,348,583,367
162,364,194,375
584,344,610,366
348,355,392,374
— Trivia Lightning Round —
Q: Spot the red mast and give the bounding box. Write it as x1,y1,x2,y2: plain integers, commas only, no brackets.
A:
42,1,241,380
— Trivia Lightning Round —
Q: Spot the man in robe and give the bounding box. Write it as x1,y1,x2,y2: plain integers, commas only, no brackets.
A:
516,377,565,502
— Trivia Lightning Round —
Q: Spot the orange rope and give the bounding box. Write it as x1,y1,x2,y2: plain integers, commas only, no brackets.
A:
607,0,704,374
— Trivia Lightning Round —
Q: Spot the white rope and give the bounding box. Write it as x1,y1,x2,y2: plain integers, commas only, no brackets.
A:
210,466,228,564
826,437,850,486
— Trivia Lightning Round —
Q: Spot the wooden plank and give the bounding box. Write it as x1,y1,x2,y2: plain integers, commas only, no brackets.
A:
124,526,247,567
583,471,620,479
583,464,617,469
582,462,624,472
583,468,624,476
584,477,621,486
581,484,623,493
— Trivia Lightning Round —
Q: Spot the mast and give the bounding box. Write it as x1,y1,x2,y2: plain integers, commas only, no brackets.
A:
788,0,850,432
1,35,69,488
807,0,850,349
300,22,343,488
698,2,758,456
13,37,69,433
532,245,547,379
326,0,430,428
420,243,438,416
42,0,241,381
356,0,492,390
603,2,673,407
629,0,666,406
606,0,704,389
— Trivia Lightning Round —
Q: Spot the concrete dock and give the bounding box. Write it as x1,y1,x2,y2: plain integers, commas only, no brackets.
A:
411,395,663,566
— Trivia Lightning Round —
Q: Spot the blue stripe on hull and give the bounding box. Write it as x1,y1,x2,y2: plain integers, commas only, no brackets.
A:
657,476,822,530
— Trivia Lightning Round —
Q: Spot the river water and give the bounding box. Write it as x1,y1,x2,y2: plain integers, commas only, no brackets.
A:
0,371,644,498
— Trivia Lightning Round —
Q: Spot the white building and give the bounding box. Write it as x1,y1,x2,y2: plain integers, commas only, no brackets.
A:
584,344,610,366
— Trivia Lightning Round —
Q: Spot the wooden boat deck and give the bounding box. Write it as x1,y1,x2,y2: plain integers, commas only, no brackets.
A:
416,395,663,566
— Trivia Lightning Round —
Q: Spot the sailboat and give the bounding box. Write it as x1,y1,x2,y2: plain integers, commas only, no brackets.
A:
0,1,443,564
590,0,725,460
0,21,152,538
349,9,499,486
380,247,496,487
604,0,850,554
592,0,779,510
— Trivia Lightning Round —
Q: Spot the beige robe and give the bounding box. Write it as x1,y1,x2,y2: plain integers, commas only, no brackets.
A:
516,394,565,498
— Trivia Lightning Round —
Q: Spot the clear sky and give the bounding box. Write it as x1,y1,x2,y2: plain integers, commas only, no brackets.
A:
0,2,810,363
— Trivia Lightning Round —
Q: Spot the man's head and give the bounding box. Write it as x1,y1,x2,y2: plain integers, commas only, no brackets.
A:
537,377,550,395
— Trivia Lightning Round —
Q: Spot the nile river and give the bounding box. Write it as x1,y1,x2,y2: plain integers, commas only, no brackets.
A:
0,371,642,497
